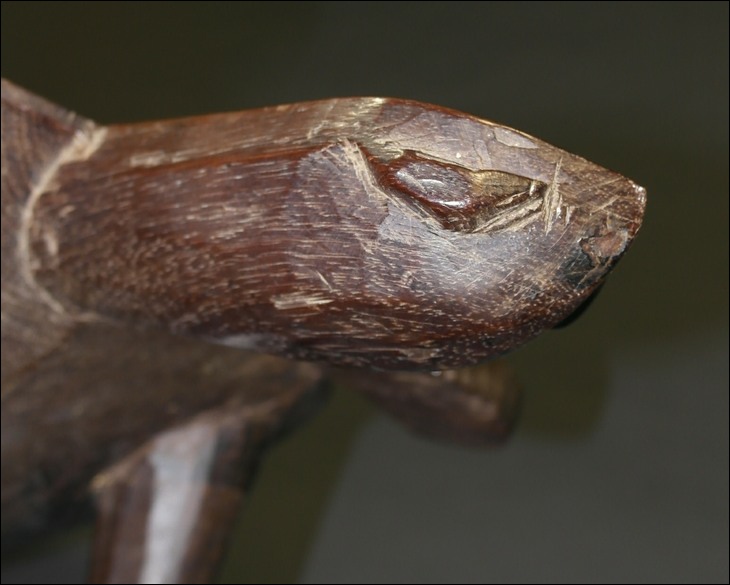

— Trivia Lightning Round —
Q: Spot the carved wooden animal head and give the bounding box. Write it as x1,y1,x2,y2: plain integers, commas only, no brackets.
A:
22,95,645,370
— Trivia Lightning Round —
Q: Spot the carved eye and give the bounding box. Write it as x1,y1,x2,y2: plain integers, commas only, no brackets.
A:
372,150,547,233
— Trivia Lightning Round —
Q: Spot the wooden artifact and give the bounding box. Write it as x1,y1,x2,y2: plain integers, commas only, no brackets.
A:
1,79,645,582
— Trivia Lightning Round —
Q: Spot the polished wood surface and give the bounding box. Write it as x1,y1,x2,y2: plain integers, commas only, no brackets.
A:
18,87,644,370
1,79,645,582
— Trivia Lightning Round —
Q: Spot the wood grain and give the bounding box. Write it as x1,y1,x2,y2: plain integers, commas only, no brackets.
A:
1,79,644,557
22,93,646,370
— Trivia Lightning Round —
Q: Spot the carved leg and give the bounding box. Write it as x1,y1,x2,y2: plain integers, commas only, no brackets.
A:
89,391,327,584
333,360,521,446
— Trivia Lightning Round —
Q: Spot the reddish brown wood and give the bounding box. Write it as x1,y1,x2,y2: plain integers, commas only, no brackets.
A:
20,88,646,370
1,78,645,582
1,81,324,549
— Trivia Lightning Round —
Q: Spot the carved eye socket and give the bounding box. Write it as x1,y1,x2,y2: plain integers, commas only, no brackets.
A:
372,150,547,233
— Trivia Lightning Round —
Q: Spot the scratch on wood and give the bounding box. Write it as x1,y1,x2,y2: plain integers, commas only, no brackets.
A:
493,126,538,149
17,124,107,317
474,197,543,234
306,101,336,140
271,293,334,310
542,157,563,234
129,150,169,167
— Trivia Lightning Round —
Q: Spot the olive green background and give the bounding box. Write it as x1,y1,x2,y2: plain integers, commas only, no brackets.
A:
2,2,727,583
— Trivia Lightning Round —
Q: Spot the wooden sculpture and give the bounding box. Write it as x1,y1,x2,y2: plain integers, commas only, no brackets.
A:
1,79,645,583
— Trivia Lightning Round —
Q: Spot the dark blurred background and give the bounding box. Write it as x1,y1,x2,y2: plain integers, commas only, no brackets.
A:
1,2,727,583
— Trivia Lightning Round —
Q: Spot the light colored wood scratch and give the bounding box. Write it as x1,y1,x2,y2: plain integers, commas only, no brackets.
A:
314,270,334,291
542,157,563,234
271,293,334,310
306,101,336,140
18,124,107,318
